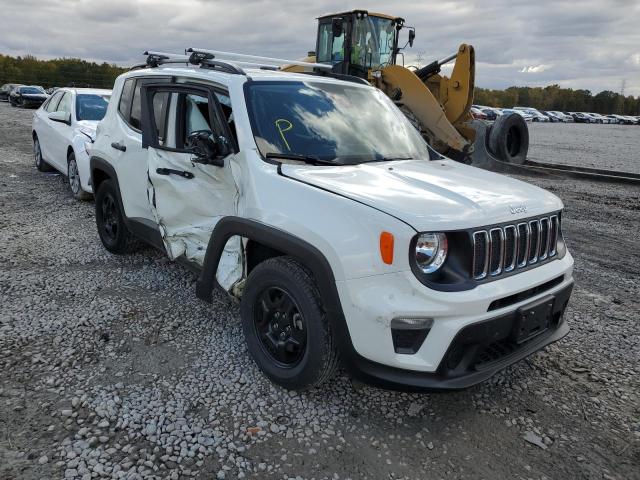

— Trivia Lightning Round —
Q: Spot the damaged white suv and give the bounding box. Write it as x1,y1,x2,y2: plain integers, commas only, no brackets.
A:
90,51,574,391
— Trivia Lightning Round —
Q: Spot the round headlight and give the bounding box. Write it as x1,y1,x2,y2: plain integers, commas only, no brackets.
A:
415,233,448,274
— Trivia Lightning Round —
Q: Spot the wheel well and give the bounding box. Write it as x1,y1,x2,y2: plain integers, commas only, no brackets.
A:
91,168,111,193
67,146,74,161
245,239,285,274
32,131,37,141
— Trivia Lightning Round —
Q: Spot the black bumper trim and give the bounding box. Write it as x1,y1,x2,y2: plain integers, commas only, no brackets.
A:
342,281,573,392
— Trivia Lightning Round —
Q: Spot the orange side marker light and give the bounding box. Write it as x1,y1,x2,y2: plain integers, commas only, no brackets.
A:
380,231,394,265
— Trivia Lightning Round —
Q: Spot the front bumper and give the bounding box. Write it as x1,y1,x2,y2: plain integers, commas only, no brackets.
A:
343,281,573,392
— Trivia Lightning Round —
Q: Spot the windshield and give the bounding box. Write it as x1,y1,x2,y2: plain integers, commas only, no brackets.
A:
245,80,433,164
20,87,44,94
76,94,110,121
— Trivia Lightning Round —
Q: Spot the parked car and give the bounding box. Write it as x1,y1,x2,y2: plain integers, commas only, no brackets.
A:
481,108,498,121
570,112,593,123
86,54,574,391
548,111,573,122
470,106,487,120
541,111,562,122
588,113,610,124
513,107,549,122
606,115,620,124
32,88,111,199
9,85,48,107
0,83,24,102
502,108,533,122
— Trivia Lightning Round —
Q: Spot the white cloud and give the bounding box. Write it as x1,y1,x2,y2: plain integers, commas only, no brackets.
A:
519,65,553,73
0,0,638,95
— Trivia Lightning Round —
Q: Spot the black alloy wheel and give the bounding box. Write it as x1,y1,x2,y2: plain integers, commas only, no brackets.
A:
253,286,307,367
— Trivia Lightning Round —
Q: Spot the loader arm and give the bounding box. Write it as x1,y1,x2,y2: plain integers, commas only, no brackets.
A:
379,64,471,153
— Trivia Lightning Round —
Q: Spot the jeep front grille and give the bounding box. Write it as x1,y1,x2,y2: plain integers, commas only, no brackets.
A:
472,215,559,281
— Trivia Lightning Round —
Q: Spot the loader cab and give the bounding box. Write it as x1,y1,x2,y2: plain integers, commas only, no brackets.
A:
315,10,411,79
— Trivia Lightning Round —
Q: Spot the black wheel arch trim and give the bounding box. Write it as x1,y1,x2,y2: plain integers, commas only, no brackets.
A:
195,216,360,366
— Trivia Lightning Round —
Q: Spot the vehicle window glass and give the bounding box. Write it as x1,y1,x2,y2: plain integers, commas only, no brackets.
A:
316,22,346,63
20,87,44,95
45,91,63,112
130,81,143,130
118,78,135,122
245,80,431,164
57,92,72,114
150,91,171,144
76,94,110,121
215,91,237,145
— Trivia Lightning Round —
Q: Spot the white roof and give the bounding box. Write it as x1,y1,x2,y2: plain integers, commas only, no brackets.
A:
122,64,372,89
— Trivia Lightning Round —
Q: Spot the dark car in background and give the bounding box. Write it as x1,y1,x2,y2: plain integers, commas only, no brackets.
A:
9,85,48,108
0,83,24,102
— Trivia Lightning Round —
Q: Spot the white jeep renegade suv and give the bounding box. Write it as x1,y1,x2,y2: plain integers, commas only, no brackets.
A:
90,52,574,391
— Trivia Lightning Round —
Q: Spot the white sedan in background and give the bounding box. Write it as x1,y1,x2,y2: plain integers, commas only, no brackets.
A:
32,88,111,200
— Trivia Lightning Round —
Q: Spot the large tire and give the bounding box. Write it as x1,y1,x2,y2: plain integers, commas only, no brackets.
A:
240,256,339,390
488,113,529,164
95,179,139,254
33,136,53,172
67,151,91,201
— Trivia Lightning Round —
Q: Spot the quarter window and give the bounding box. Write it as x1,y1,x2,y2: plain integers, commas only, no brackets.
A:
57,92,72,115
118,78,135,123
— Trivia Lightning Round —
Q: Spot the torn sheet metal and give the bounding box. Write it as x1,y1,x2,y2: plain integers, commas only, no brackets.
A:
147,147,243,291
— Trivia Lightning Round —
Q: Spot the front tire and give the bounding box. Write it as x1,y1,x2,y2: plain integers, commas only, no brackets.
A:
67,152,91,200
95,179,139,254
241,257,339,390
33,136,53,172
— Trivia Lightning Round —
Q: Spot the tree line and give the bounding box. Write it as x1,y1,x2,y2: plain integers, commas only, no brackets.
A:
475,85,640,116
0,54,126,90
1,54,638,115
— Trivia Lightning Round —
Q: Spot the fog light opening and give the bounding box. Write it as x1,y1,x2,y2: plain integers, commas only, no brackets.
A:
391,317,433,354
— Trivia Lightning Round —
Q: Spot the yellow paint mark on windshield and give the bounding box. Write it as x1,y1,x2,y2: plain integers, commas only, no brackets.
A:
275,119,293,151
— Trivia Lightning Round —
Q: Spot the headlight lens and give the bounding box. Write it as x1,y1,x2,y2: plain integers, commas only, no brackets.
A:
415,233,448,273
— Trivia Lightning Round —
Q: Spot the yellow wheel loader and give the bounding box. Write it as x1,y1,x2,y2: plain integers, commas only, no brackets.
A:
284,9,529,167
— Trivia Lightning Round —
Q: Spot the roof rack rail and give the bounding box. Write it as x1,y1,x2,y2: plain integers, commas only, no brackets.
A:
186,50,245,75
186,48,333,71
143,51,190,68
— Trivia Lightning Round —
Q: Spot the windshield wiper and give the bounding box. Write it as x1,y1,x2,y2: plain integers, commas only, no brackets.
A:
265,153,338,165
377,156,415,161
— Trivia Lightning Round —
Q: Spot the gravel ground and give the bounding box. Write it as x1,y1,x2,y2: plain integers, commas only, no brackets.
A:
1,101,638,480
528,122,640,174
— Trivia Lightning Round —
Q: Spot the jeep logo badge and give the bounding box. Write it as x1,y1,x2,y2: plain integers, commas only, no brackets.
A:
510,204,527,214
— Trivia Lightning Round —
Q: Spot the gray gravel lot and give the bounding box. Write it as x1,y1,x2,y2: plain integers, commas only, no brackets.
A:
1,101,639,480
528,122,640,174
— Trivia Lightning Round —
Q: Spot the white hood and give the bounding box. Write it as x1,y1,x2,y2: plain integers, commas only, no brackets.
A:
281,159,563,231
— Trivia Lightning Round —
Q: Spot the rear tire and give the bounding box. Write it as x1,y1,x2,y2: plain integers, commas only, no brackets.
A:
67,152,91,201
240,256,339,390
488,113,529,164
95,179,139,254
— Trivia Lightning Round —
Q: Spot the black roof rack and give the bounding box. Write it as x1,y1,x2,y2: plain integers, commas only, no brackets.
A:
136,50,246,75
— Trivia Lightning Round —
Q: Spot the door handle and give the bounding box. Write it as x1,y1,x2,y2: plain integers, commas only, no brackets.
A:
111,142,126,152
156,168,194,179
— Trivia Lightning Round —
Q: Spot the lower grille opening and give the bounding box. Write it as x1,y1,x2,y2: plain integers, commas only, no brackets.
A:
488,275,564,311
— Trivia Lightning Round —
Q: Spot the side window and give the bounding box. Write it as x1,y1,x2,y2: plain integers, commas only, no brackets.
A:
57,92,72,114
118,78,135,123
129,81,143,130
161,91,218,150
215,91,237,145
45,91,62,112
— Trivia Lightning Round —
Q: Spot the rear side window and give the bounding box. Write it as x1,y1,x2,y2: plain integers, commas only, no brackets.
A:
118,77,170,131
118,79,135,122
130,82,143,130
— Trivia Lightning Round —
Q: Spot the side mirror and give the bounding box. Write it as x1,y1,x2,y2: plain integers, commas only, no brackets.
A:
186,130,230,167
331,18,343,38
408,29,415,48
48,111,71,125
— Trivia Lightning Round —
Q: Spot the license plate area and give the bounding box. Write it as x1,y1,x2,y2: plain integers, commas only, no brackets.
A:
514,295,554,344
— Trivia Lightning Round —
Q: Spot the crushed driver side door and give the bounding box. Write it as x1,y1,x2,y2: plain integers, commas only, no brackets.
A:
140,82,243,291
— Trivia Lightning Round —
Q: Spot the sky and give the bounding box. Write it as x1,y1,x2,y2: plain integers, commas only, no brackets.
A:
1,0,639,95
